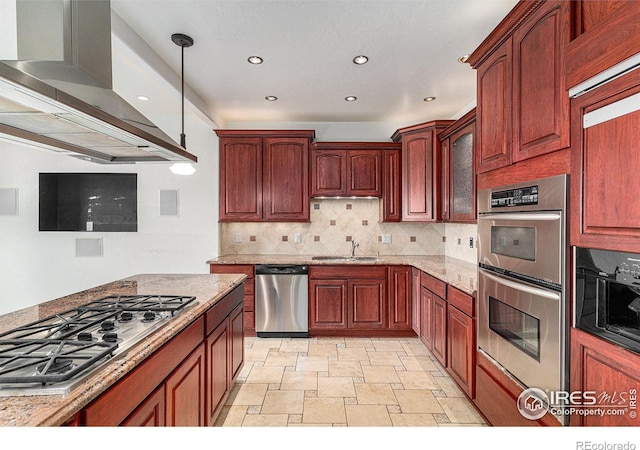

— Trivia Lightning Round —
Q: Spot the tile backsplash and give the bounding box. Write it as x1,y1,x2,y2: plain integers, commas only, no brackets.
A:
220,198,478,263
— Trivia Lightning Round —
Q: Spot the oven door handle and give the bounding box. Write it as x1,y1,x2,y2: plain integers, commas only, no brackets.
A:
477,213,561,222
479,269,561,301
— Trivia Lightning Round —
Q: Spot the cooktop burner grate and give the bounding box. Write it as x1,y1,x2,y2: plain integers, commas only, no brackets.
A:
81,294,196,314
0,339,117,384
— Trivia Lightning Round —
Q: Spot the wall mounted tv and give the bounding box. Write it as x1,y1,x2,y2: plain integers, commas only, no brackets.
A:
39,173,137,232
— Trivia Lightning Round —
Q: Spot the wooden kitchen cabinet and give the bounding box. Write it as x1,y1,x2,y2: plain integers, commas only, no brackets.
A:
209,264,255,336
419,271,448,367
216,130,314,222
411,268,421,336
121,385,166,427
165,343,206,426
570,328,640,426
469,0,571,174
380,145,402,222
309,265,389,335
391,120,453,222
387,266,412,331
567,1,640,90
311,142,388,197
309,278,348,330
439,109,476,222
431,294,447,367
570,67,640,253
446,288,475,398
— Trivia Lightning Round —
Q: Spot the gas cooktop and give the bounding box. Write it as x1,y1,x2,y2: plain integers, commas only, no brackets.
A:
0,294,196,396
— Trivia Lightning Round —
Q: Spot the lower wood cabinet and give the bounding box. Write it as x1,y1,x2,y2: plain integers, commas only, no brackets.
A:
387,266,412,330
419,272,447,367
81,284,244,426
209,264,256,336
446,289,475,399
431,295,447,367
309,265,387,335
165,344,206,426
570,328,640,426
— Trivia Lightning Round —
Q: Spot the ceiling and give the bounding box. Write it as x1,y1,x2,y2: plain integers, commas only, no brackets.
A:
111,0,519,127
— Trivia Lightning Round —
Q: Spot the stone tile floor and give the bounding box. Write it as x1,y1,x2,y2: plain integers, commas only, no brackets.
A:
214,336,486,427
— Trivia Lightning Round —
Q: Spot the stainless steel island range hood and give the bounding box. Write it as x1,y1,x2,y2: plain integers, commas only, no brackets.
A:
0,0,197,164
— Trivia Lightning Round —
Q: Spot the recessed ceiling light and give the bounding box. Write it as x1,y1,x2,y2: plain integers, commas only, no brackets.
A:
248,56,263,64
458,54,470,64
345,96,357,102
265,96,278,101
137,95,149,101
423,96,436,102
353,55,369,65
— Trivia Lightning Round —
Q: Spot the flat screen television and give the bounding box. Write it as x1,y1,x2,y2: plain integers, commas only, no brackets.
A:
39,173,137,232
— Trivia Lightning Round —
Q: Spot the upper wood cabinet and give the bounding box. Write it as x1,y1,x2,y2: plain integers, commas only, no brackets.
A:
310,142,388,197
216,130,315,222
570,67,640,253
567,0,640,89
391,121,453,222
380,145,402,222
438,109,476,222
469,1,571,174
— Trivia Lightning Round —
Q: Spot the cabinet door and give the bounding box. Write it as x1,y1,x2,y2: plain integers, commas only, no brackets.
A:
402,130,439,221
230,304,244,383
512,1,570,162
388,266,411,330
311,149,347,196
348,150,382,196
476,39,512,174
309,279,348,330
411,268,421,335
447,306,475,398
263,137,310,221
206,319,229,425
570,70,640,252
441,137,451,221
420,287,433,350
381,148,401,222
165,344,206,427
122,385,166,427
449,122,476,222
570,328,640,426
348,278,387,329
219,137,263,221
431,294,447,367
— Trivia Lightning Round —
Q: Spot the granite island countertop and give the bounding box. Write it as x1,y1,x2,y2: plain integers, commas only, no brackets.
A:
0,273,246,427
207,254,477,296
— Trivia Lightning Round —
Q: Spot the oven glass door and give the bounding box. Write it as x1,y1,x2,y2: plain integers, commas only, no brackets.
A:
478,212,562,285
478,268,564,394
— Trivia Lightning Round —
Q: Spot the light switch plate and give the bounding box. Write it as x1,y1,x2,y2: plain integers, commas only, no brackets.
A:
235,233,242,243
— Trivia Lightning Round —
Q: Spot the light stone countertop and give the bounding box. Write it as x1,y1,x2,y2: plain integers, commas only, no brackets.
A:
207,254,478,296
0,273,246,427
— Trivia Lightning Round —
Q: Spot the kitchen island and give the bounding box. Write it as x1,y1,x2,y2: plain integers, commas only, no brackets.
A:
0,273,246,427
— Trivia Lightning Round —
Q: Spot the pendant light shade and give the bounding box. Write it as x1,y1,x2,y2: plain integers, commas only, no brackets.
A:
170,33,196,175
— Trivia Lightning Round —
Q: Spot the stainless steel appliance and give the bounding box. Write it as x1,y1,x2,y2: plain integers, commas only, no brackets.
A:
0,294,195,396
477,175,568,401
575,247,640,354
255,265,309,338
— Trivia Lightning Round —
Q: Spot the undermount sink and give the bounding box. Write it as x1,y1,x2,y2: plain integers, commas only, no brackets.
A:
311,256,381,261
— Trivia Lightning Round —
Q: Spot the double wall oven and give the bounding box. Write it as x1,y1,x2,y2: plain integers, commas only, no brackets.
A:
477,175,569,404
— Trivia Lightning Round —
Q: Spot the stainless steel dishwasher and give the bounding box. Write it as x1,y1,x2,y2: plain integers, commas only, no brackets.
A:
255,264,309,338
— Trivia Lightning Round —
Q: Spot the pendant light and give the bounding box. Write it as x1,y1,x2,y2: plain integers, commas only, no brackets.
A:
170,33,196,176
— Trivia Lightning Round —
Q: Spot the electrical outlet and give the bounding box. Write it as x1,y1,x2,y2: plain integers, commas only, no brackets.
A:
382,233,392,244
469,237,474,248
294,233,302,243
457,238,461,245
235,233,242,243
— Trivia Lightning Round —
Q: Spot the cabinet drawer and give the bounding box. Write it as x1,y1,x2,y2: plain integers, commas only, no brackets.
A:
310,265,387,279
420,272,447,298
448,287,474,317
209,264,255,279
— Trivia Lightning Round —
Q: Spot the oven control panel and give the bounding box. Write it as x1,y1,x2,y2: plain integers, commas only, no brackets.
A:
490,185,538,208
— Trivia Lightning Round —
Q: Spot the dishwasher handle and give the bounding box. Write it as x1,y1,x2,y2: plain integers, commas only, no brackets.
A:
255,264,308,275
